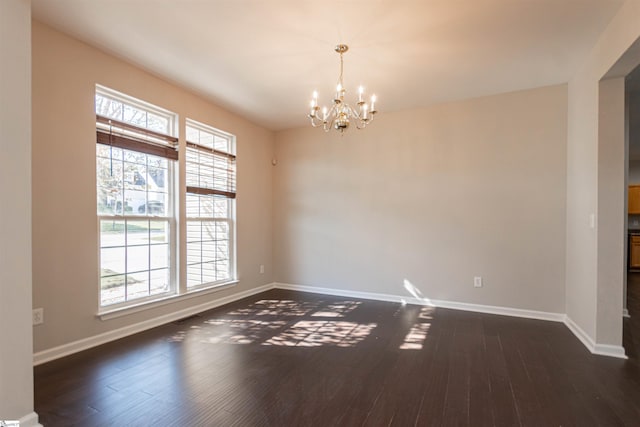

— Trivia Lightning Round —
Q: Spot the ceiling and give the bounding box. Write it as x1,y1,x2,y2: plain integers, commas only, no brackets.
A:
32,0,624,131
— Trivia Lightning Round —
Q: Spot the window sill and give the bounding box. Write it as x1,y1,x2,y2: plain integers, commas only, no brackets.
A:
97,280,239,321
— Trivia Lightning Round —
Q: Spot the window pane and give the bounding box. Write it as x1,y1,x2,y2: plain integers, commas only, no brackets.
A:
187,242,201,265
150,269,169,295
97,157,124,215
186,126,199,142
149,221,169,244
123,104,147,127
148,156,166,169
127,271,150,301
96,144,111,158
187,264,201,287
127,245,149,273
96,95,123,120
200,132,214,149
202,262,216,284
214,136,229,152
127,220,149,245
124,150,146,165
186,194,200,217
186,222,202,243
101,247,125,275
150,244,169,270
124,163,146,189
202,221,216,242
98,187,123,215
147,113,169,134
100,220,125,247
214,198,228,218
202,240,215,261
123,189,145,215
101,275,126,306
148,167,166,190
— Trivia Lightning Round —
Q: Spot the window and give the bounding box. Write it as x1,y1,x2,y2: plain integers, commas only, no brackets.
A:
185,119,236,288
96,86,178,307
95,86,237,311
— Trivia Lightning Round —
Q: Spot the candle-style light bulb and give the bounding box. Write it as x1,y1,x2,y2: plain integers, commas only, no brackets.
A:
322,106,328,120
358,86,364,103
362,103,369,120
370,94,377,111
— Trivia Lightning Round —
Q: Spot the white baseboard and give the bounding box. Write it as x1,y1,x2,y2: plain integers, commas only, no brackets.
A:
33,283,275,366
18,411,41,427
273,282,565,322
275,282,628,359
623,308,630,318
593,343,628,358
563,315,628,359
34,281,629,364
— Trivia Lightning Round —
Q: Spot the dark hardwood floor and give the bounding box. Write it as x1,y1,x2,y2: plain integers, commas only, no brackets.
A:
35,289,640,426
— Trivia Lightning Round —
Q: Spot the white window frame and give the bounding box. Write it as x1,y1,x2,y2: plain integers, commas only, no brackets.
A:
185,118,237,291
96,86,179,311
95,84,176,136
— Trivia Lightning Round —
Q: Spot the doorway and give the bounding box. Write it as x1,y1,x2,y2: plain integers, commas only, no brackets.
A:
625,65,640,359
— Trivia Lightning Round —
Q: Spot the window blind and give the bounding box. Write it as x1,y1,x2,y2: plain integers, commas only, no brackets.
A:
96,115,179,160
186,141,236,199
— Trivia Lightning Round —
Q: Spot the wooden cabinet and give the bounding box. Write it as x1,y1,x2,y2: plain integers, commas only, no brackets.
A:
631,236,640,269
629,186,640,214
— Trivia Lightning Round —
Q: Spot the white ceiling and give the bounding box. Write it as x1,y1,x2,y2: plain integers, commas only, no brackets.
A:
32,0,624,131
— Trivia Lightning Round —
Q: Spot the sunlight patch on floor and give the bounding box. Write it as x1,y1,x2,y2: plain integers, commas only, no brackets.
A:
263,321,376,348
419,306,434,320
310,301,361,318
399,323,431,350
227,299,319,317
202,319,288,345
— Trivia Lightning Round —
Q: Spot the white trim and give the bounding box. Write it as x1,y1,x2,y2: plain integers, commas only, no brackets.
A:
98,280,238,320
18,412,41,427
34,283,274,366
275,282,628,359
34,282,629,365
563,315,596,350
623,308,630,318
593,343,628,358
273,282,565,322
563,315,628,359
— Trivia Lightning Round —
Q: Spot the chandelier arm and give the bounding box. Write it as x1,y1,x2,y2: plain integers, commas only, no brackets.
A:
346,104,367,126
325,102,339,129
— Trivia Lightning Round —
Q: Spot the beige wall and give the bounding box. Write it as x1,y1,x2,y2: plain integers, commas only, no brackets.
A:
0,0,36,424
274,85,567,313
566,0,640,347
31,21,274,353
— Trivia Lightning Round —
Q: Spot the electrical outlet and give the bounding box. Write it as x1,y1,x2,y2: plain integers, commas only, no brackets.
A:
259,264,264,274
33,308,44,326
474,277,483,288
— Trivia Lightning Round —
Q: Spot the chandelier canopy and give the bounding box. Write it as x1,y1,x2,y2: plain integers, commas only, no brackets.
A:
308,44,377,133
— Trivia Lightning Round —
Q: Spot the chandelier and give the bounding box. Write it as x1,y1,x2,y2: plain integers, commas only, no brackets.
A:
308,44,377,133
